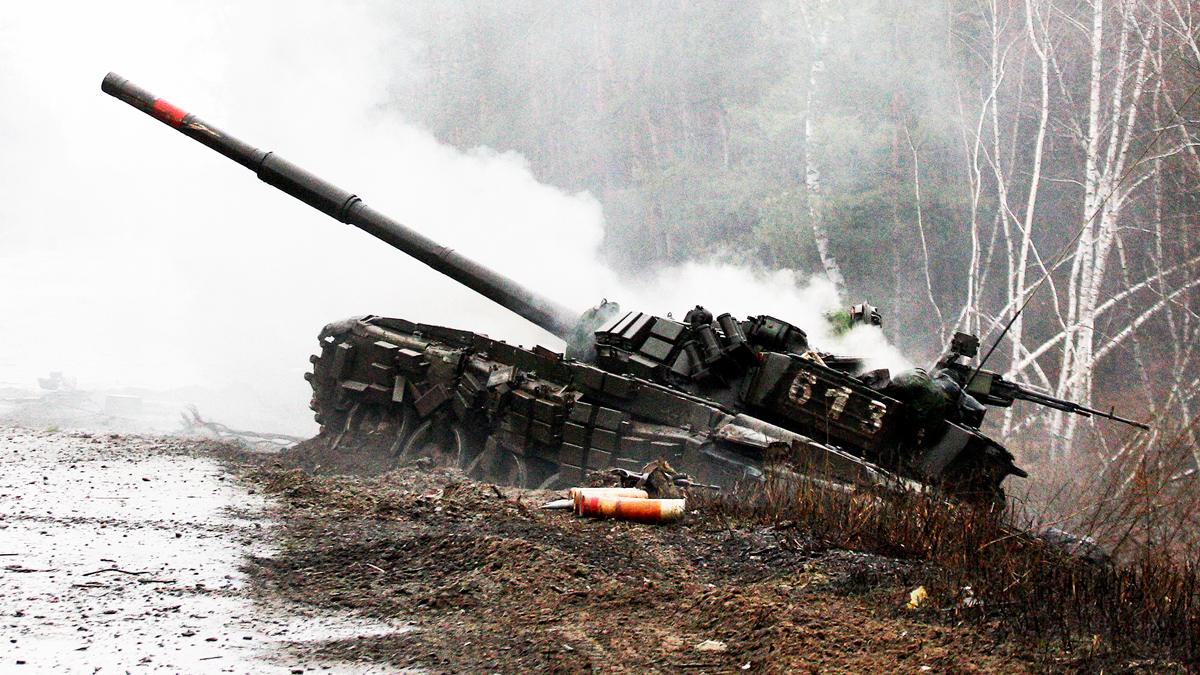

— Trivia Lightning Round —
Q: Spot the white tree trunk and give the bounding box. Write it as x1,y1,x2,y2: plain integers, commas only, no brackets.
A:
1052,0,1154,455
801,1,846,298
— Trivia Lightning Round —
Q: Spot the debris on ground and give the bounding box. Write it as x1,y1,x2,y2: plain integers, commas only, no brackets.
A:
227,445,1044,672
179,406,305,451
5,424,1180,672
906,586,928,609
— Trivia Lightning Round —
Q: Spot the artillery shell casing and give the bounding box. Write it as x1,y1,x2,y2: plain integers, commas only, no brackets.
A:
576,496,686,524
569,487,649,513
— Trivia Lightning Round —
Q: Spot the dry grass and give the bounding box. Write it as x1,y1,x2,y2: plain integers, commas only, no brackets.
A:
699,451,1200,666
1016,418,1200,560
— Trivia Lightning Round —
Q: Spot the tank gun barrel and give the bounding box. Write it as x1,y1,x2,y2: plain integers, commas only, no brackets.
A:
100,73,580,340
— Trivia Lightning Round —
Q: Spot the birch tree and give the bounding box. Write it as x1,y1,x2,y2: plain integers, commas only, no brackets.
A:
950,0,1199,459
799,0,847,297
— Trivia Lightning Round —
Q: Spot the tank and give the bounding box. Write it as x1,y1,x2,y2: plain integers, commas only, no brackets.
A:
101,73,1145,505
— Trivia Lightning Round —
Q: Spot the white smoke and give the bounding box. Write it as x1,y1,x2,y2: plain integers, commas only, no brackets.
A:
613,264,910,373
0,0,910,435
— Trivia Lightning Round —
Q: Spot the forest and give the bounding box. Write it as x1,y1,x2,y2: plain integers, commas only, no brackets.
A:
389,0,1200,549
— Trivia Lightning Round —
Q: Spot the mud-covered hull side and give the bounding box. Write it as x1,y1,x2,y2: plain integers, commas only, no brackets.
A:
306,316,909,492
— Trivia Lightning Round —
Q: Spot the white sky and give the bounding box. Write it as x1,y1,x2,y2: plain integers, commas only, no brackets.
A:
0,1,907,435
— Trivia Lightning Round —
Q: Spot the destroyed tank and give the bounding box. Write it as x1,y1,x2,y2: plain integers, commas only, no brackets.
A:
102,73,1141,504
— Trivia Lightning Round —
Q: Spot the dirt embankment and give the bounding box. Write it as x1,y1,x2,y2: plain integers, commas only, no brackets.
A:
234,441,1052,673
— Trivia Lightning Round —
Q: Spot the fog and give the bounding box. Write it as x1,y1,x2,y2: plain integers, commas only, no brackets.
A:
0,1,907,435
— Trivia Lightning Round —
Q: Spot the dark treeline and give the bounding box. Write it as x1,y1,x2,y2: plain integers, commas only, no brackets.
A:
390,0,1200,534
396,2,980,352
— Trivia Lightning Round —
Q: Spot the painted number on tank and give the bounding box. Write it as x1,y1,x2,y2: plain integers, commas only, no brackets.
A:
824,386,853,419
787,371,818,406
862,400,887,435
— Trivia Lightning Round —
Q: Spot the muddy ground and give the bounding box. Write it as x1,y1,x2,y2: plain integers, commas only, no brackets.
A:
0,427,403,673
236,441,1054,674
2,425,1160,673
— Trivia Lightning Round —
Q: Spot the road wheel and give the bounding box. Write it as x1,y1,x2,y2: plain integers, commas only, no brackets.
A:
399,412,473,469
399,415,448,461
328,402,361,452
535,472,562,490
385,405,417,457
464,438,530,487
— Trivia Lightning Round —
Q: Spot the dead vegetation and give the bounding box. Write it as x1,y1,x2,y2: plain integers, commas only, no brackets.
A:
1019,418,1200,560
217,433,1191,672
241,460,1044,672
700,460,1200,668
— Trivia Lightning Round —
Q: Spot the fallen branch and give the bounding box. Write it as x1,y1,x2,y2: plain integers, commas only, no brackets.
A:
82,567,150,577
5,565,57,573
179,405,305,450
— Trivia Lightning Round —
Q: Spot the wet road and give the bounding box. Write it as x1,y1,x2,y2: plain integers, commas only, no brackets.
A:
0,427,403,673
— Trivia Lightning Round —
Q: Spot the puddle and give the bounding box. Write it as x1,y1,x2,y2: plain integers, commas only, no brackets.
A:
0,427,410,673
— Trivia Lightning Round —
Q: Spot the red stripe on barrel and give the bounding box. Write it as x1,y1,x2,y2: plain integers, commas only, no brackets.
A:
150,98,187,127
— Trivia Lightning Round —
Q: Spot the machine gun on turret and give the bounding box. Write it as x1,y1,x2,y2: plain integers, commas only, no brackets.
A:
937,332,1150,430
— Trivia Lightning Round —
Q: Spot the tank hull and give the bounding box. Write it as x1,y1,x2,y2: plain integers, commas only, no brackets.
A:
308,316,1014,504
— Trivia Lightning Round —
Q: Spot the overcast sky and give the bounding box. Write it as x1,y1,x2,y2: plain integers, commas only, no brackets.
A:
0,1,905,434
0,2,605,429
